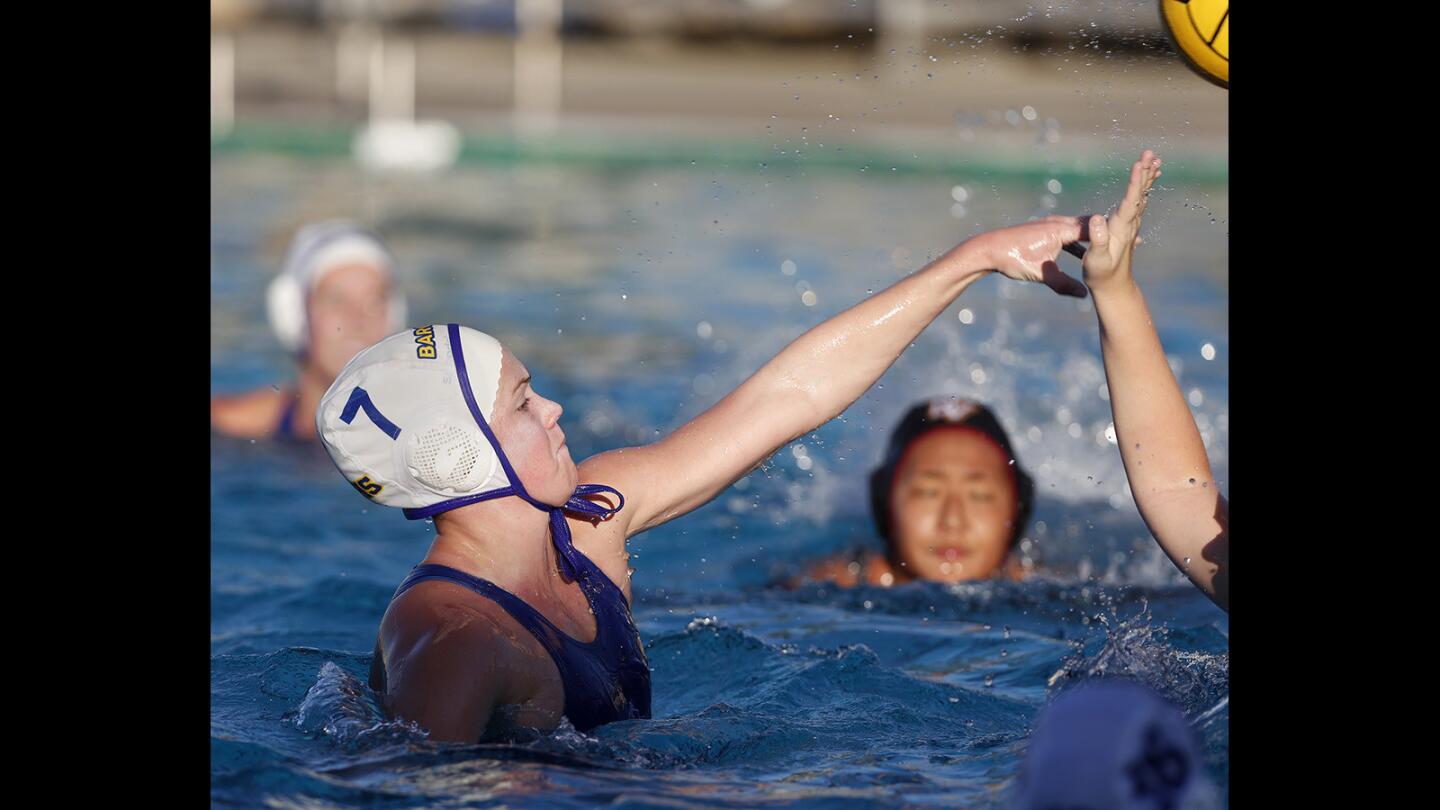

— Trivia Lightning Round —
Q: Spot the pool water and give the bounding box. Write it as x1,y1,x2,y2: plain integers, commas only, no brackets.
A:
211,154,1228,808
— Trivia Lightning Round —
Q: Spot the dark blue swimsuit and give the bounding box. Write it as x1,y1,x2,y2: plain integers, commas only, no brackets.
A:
392,551,652,733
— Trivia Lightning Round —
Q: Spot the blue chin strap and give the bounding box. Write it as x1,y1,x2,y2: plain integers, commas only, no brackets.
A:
402,324,624,582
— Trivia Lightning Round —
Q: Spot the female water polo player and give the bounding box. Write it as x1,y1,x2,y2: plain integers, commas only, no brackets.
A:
800,397,1035,587
1080,151,1229,612
318,211,1101,742
211,221,407,441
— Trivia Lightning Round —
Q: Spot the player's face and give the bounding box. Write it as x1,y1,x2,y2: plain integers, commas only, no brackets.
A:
889,428,1019,582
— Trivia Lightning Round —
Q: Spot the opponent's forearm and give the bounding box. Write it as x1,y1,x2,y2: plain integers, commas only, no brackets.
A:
1093,280,1209,474
748,244,989,436
1093,278,1227,608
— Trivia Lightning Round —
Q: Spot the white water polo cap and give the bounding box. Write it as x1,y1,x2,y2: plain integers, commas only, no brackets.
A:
317,324,515,515
317,324,626,573
1011,679,1220,810
267,220,409,354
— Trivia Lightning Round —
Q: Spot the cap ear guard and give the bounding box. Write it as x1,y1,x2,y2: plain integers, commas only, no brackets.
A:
266,273,305,354
404,420,501,496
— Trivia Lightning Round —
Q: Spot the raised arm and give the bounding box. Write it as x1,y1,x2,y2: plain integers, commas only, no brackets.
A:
1083,151,1229,611
582,216,1089,537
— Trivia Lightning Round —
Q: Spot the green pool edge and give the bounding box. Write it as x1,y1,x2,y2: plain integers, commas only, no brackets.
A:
211,124,1228,187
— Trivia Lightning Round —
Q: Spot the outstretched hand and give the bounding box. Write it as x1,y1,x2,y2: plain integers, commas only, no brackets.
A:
1083,150,1160,292
960,215,1090,298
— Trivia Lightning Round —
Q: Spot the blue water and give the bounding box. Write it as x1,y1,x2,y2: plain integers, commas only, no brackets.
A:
212,154,1228,808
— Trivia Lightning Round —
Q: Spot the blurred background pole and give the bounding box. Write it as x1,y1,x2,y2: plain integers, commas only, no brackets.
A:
876,0,928,71
212,31,235,136
514,0,563,138
323,0,414,125
369,33,416,124
336,21,374,110
212,0,263,137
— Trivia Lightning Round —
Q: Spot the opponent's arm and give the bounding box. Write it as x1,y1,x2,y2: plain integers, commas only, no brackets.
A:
1084,151,1229,612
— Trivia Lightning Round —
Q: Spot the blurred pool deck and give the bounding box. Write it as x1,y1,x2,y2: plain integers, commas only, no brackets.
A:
212,17,1227,180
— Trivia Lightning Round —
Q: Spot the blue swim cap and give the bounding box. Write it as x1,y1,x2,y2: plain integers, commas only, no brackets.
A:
1011,679,1220,810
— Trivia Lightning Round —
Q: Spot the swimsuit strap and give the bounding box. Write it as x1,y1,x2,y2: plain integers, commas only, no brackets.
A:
275,392,300,439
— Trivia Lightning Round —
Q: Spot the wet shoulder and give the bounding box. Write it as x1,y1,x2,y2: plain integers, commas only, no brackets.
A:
803,555,865,588
375,581,565,740
1000,555,1031,582
377,580,548,704
862,554,902,587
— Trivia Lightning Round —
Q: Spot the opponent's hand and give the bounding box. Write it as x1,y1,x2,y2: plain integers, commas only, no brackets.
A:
1083,150,1160,293
958,215,1089,298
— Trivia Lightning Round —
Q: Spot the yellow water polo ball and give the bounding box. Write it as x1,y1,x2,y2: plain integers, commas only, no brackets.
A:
1159,0,1228,88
